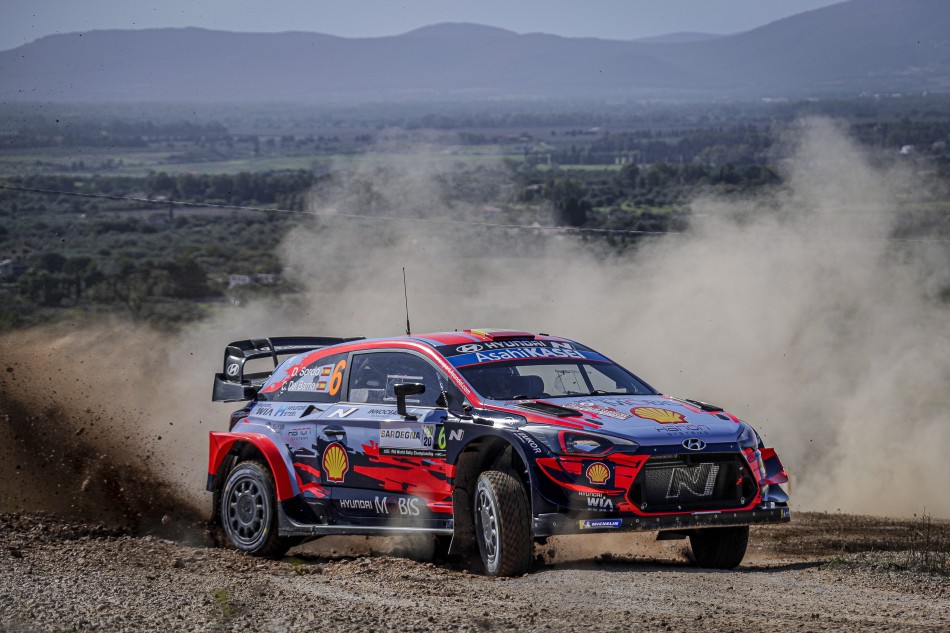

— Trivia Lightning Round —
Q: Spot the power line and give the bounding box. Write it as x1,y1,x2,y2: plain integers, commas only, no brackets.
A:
0,183,675,237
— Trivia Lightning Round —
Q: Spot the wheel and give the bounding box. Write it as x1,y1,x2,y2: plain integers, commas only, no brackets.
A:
473,470,532,576
220,460,293,557
689,526,749,569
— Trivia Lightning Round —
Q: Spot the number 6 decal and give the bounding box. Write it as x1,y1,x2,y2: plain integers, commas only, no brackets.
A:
329,359,347,396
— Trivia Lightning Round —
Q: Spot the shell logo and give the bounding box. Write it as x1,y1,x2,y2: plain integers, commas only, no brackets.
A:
585,462,611,485
631,407,686,424
322,443,349,483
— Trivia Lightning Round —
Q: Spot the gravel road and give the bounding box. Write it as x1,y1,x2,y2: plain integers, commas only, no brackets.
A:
2,512,947,632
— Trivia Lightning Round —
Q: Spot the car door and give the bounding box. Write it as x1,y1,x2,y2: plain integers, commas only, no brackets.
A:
325,349,465,528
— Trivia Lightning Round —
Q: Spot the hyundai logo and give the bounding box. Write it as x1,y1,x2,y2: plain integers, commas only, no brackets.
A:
456,344,483,353
226,363,240,377
682,438,706,451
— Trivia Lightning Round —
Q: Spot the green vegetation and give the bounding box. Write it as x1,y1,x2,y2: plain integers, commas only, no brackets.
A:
212,587,240,621
3,97,950,331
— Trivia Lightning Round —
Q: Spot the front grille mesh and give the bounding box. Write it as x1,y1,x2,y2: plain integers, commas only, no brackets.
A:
631,453,754,512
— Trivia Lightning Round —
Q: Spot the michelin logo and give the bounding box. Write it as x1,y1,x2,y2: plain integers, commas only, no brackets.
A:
578,519,622,530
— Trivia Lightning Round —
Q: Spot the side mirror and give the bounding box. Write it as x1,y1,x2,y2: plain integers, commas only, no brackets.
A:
394,382,425,419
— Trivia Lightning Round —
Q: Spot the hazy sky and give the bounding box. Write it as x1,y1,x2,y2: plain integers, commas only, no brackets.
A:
3,0,845,51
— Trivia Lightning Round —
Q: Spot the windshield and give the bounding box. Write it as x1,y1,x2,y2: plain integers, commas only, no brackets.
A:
459,360,656,401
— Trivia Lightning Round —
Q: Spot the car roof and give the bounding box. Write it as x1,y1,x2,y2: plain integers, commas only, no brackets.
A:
406,329,576,349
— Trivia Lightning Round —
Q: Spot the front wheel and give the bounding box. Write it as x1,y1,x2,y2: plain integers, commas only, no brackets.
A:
689,526,749,569
473,470,532,576
220,460,293,557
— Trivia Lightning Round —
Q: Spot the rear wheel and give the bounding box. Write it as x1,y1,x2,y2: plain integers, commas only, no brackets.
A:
220,460,293,557
473,470,532,576
689,526,749,569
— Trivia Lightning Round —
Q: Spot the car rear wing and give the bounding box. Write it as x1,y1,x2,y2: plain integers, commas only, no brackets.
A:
212,336,363,403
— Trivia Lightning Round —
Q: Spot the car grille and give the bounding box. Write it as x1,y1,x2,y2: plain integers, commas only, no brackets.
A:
629,453,756,512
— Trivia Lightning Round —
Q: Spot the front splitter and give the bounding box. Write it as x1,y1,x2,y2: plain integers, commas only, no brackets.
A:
533,506,790,536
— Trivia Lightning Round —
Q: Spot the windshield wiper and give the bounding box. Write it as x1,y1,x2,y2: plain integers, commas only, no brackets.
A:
587,390,630,396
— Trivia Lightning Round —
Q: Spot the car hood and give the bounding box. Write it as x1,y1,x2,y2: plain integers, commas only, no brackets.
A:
491,394,744,447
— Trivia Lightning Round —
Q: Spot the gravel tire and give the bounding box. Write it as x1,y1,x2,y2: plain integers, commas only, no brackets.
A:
689,526,749,569
473,470,532,576
220,460,291,558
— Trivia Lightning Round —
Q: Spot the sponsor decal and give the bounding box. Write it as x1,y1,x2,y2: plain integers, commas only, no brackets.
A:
449,340,576,355
578,519,622,530
254,405,275,417
226,363,240,377
571,402,632,420
514,431,544,454
379,447,441,457
322,443,349,483
442,340,602,366
373,496,421,516
274,405,308,417
378,423,446,457
283,425,314,450
586,496,614,511
381,429,423,441
474,347,586,364
580,492,615,511
326,406,358,419
448,429,464,442
585,462,611,485
654,424,711,436
666,464,719,499
368,408,401,417
339,499,373,510
631,407,686,424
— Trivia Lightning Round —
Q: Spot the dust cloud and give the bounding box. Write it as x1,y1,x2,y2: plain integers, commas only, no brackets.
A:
282,117,950,519
2,117,948,530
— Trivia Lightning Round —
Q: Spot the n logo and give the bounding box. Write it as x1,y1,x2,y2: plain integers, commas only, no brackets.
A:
665,464,719,499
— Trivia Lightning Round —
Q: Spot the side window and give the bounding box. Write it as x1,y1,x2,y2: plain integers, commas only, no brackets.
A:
347,352,462,408
267,351,348,402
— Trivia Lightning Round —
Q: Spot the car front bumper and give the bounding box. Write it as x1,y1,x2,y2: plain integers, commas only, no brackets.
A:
533,505,791,536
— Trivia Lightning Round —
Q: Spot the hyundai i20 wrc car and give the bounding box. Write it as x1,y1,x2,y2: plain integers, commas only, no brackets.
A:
208,328,790,576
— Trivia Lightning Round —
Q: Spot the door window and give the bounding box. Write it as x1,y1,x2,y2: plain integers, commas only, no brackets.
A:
347,352,462,408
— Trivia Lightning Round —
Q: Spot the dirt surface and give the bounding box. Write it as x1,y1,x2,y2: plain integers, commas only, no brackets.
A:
1,511,948,632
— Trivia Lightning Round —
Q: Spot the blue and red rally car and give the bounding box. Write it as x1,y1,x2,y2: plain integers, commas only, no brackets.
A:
208,328,790,575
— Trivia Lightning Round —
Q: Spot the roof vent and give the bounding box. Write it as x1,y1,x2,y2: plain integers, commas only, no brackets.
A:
464,328,536,342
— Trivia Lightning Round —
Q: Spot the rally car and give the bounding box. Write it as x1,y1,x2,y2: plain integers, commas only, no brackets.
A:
208,328,790,575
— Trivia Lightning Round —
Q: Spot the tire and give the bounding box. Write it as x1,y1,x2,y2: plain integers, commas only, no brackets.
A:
689,526,749,569
220,460,293,558
473,470,532,576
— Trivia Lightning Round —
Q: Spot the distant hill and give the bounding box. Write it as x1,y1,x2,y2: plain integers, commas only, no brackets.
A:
0,0,947,102
632,32,724,44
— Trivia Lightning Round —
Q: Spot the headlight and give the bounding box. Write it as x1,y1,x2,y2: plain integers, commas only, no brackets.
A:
524,426,638,456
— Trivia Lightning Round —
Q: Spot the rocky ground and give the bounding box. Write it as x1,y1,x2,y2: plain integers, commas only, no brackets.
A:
1,511,948,632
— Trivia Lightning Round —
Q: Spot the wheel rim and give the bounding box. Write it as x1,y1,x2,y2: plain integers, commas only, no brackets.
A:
224,473,270,549
475,486,499,565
